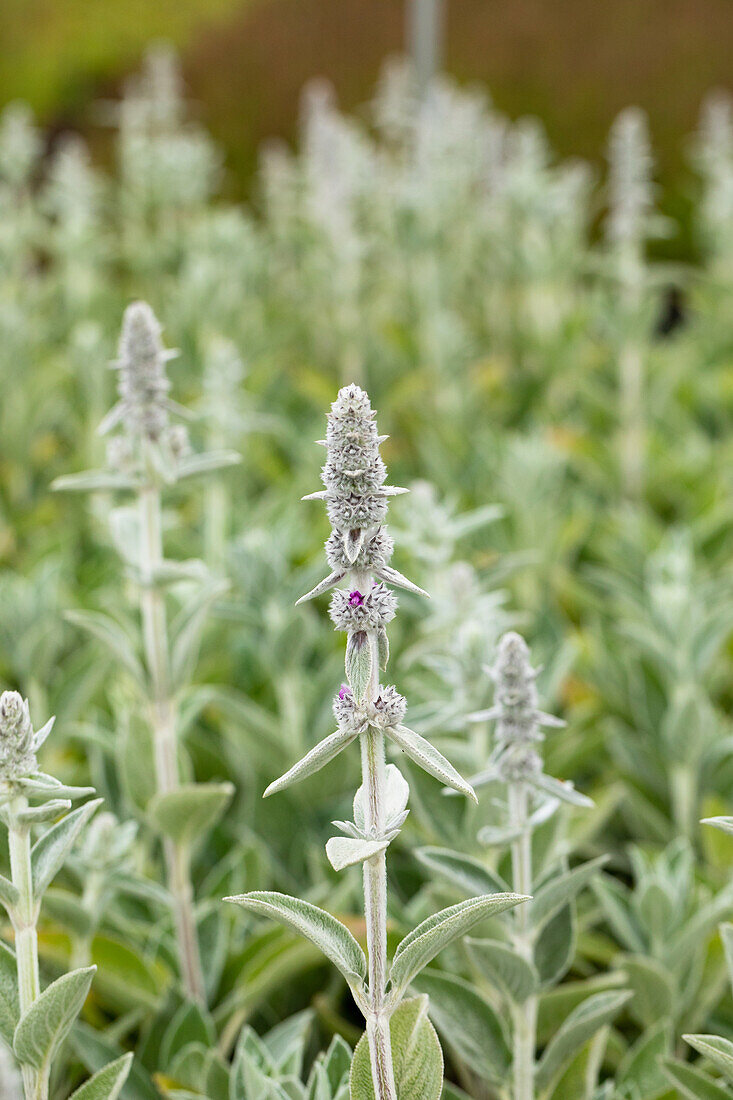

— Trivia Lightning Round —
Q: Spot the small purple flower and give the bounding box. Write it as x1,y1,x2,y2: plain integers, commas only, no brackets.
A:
338,684,351,700
348,590,365,607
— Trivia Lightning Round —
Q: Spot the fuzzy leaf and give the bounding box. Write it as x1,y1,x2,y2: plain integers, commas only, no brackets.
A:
375,566,429,599
68,1054,135,1100
414,971,510,1082
14,966,96,1072
531,856,608,931
662,1058,731,1100
385,726,476,801
702,816,733,836
377,628,389,671
225,892,367,991
350,997,442,1100
465,939,539,1004
16,799,72,825
528,772,593,808
325,837,389,872
295,571,344,606
32,798,102,899
65,611,145,685
148,783,234,844
390,894,527,998
264,729,357,798
0,872,19,913
534,903,576,987
170,580,229,691
616,1020,672,1097
16,774,95,801
52,470,140,493
535,990,632,1089
345,632,371,704
416,848,508,897
684,1034,733,1084
0,940,19,1046
175,450,241,481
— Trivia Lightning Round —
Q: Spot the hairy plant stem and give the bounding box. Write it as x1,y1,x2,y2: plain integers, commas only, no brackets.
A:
509,782,535,1100
7,797,44,1100
360,627,397,1100
139,481,205,1004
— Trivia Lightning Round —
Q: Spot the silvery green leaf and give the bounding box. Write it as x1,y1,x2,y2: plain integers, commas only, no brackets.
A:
528,772,593,808
535,990,632,1090
264,729,358,798
531,856,609,931
0,940,19,1046
225,892,367,992
15,799,72,825
14,966,96,1072
175,450,241,481
477,824,522,847
68,1054,135,1100
592,876,645,955
65,611,145,686
683,1035,733,1085
148,782,234,844
51,470,140,493
388,893,528,999
534,904,576,987
414,970,510,1083
661,1057,731,1100
325,837,389,872
465,938,539,1003
416,847,509,896
380,486,409,497
375,566,429,599
385,726,477,801
295,572,345,606
701,815,733,836
331,820,362,839
32,798,103,898
16,773,94,801
616,1019,672,1097
377,627,389,670
170,579,229,691
343,529,366,564
620,955,676,1028
384,764,409,820
350,997,442,1100
0,873,19,914
31,720,55,752
108,506,140,569
345,631,371,703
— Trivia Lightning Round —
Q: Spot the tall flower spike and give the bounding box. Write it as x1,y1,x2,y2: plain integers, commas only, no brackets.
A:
100,301,176,442
228,387,522,1100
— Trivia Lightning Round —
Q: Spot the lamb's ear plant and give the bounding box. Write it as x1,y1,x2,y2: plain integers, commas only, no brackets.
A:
53,301,239,1004
0,690,133,1100
416,632,628,1099
226,385,527,1100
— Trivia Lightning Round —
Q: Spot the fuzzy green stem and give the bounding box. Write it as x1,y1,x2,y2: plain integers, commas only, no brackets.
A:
8,798,44,1100
509,782,536,1100
359,629,397,1100
139,482,205,1004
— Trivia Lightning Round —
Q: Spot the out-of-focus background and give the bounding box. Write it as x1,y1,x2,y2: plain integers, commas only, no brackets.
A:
5,0,733,240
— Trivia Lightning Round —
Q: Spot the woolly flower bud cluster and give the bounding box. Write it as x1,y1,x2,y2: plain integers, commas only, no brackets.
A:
102,302,187,455
490,633,546,782
606,107,654,249
329,583,397,633
333,683,407,733
0,691,37,781
323,384,390,543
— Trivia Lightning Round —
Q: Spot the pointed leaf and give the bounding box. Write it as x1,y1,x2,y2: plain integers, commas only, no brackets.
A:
350,997,442,1100
385,726,476,801
175,451,241,481
376,566,429,599
345,632,371,704
662,1058,731,1100
65,611,145,685
684,1035,733,1085
528,772,593,808
325,837,389,872
465,939,538,1004
52,470,140,493
68,1054,135,1100
416,848,508,897
14,966,96,1072
535,990,632,1089
225,892,366,991
264,729,357,798
531,856,609,931
389,894,527,998
0,940,19,1046
414,971,511,1082
149,783,234,844
32,799,102,898
295,572,344,606
0,873,19,913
